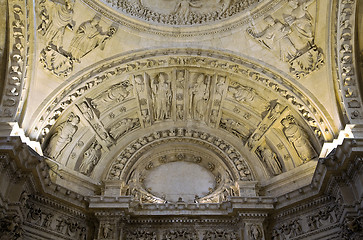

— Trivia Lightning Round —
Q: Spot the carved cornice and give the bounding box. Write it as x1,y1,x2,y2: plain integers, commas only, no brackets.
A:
0,137,88,209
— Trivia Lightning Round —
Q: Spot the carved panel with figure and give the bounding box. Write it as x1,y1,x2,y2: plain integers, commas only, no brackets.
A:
247,0,324,78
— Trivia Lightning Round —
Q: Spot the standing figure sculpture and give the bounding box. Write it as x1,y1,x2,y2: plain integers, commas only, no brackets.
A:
79,142,102,175
38,0,75,47
259,146,283,175
45,113,80,159
151,73,172,121
281,116,317,162
69,16,116,61
189,74,210,121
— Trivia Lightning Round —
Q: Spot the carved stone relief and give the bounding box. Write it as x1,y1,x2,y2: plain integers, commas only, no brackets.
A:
256,145,283,176
107,128,254,182
125,229,157,240
151,72,172,121
162,229,198,240
247,0,324,78
69,16,116,62
0,1,30,120
281,115,317,162
91,79,133,110
102,0,261,25
0,214,22,240
335,0,363,121
203,229,238,240
249,224,263,240
32,51,331,146
44,113,80,159
78,141,102,176
37,1,116,77
25,198,88,240
189,73,211,121
108,118,140,140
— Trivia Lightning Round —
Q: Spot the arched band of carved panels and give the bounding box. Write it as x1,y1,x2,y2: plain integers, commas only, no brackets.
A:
31,49,329,184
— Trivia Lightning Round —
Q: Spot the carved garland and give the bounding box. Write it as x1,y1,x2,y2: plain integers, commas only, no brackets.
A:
30,49,333,144
106,127,254,181
0,0,32,121
335,0,363,122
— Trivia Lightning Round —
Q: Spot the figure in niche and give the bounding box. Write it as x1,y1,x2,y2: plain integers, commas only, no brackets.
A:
173,0,202,23
176,104,184,120
45,113,80,159
151,72,172,120
176,70,185,89
103,222,112,239
79,142,102,176
134,75,145,92
78,101,94,121
141,109,151,125
69,16,116,62
210,109,218,124
283,0,315,48
215,76,226,99
37,0,75,46
189,74,210,121
249,224,262,240
247,16,298,62
109,118,139,139
91,81,132,108
281,116,317,162
257,146,283,175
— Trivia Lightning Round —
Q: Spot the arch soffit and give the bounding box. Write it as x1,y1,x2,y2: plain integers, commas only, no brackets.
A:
29,48,337,184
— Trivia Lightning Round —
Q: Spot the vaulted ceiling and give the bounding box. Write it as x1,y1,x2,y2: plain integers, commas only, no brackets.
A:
1,0,361,202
